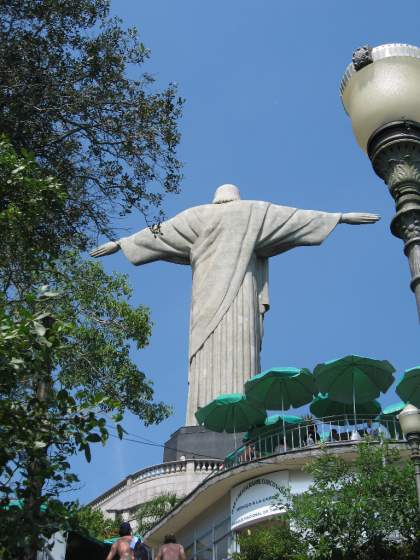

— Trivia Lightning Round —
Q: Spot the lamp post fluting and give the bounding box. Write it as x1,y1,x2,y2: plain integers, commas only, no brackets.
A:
398,403,420,511
341,44,420,319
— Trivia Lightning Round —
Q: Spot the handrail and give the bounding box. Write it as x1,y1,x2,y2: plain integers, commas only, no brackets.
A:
225,415,404,468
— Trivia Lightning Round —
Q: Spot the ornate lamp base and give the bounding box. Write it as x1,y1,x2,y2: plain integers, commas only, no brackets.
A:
368,120,420,320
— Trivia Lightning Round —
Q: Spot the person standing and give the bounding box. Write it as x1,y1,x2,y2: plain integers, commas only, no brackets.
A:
105,522,134,560
156,534,186,560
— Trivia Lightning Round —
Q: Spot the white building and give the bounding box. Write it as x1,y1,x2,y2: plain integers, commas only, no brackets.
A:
90,421,408,559
144,440,408,559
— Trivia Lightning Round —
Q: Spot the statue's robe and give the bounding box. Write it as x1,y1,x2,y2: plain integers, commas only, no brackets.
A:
119,200,341,425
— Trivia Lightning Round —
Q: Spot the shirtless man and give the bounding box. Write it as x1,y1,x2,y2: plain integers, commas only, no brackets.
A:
156,534,186,560
106,522,134,560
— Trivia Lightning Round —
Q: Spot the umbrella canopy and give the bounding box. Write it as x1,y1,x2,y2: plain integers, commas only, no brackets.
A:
251,414,303,435
244,414,304,454
244,367,315,410
377,401,406,438
195,393,266,433
310,393,382,423
314,355,395,404
245,414,303,440
378,401,406,419
224,445,246,466
396,366,420,407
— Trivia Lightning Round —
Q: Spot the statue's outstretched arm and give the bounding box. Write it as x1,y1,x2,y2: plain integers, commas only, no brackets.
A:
90,240,121,257
339,212,380,225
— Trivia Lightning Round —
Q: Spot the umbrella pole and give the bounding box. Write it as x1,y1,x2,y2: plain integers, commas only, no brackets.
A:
233,408,237,450
282,395,286,452
352,381,357,430
340,414,350,437
345,414,350,439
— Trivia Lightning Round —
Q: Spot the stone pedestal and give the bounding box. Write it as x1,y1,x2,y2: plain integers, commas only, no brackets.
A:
163,426,244,463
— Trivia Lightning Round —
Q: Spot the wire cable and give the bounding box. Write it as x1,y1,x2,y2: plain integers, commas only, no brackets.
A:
107,427,279,468
106,425,226,461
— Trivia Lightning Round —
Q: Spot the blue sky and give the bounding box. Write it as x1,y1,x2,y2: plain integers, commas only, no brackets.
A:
71,0,419,504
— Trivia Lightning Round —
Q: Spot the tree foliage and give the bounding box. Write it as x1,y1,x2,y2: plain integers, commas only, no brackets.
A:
0,136,71,293
0,295,109,557
71,505,119,540
233,523,306,560
0,0,183,249
34,252,170,424
0,268,170,557
134,493,182,536
0,2,182,556
291,442,420,559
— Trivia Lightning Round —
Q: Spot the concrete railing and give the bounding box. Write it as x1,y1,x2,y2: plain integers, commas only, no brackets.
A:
194,459,224,472
131,459,187,483
89,458,223,508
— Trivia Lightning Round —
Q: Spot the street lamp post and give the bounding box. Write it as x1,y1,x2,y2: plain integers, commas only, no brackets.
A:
398,403,420,511
341,44,420,320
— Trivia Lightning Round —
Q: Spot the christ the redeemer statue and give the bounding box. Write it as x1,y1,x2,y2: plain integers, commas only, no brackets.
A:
91,184,379,425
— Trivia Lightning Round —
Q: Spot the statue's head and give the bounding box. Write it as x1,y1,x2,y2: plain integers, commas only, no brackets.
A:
213,184,241,204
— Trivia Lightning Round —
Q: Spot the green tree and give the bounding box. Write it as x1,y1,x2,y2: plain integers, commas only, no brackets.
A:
233,523,307,560
0,0,183,252
35,252,169,424
0,2,183,556
0,264,170,559
290,442,420,560
0,136,70,294
71,505,119,540
134,493,183,536
0,296,107,558
234,444,420,560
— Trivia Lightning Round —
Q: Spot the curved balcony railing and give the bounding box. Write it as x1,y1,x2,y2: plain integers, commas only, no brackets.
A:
224,415,405,468
89,458,224,508
131,460,187,483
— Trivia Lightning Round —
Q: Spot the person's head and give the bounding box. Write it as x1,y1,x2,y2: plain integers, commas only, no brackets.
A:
119,522,132,537
163,534,177,544
367,419,373,427
212,184,241,204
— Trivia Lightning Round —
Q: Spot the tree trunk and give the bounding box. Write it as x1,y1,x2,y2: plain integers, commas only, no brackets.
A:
22,317,54,560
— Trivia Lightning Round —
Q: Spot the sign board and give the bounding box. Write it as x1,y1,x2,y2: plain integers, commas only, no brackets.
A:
230,471,289,530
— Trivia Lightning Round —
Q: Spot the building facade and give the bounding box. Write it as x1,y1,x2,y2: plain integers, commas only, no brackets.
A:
144,440,408,559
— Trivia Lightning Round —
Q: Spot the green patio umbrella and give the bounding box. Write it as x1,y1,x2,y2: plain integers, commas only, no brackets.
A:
314,355,394,424
377,401,406,439
245,414,303,441
310,393,382,424
245,367,314,450
314,355,394,428
195,393,266,434
396,366,420,408
248,414,303,436
244,367,315,410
